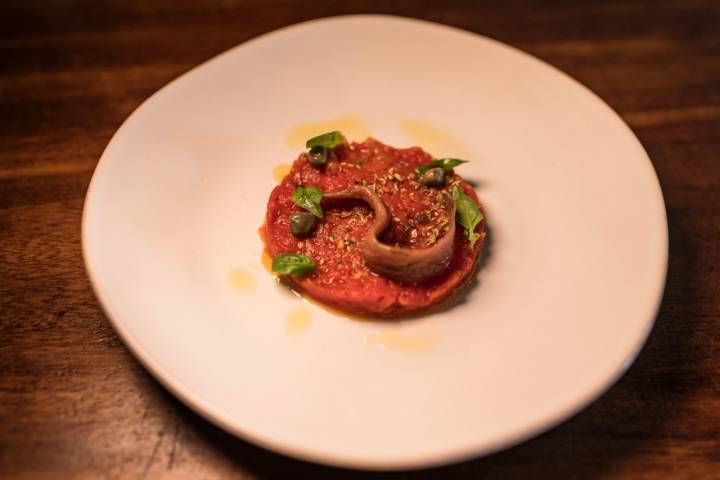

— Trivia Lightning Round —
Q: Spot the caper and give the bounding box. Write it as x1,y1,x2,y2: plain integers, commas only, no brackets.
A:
289,211,316,237
308,145,328,167
420,167,445,187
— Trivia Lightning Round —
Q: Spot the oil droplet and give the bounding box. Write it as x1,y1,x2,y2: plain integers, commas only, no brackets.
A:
229,267,256,294
398,119,473,159
260,251,273,273
285,115,370,147
286,306,313,335
367,326,437,355
272,163,292,182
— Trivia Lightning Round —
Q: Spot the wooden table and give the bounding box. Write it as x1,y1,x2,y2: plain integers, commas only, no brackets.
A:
2,1,718,478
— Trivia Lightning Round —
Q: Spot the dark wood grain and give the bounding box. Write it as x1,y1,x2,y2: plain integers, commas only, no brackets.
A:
1,1,719,478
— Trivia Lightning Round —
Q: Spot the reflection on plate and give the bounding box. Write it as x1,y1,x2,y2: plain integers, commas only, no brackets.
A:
83,15,667,469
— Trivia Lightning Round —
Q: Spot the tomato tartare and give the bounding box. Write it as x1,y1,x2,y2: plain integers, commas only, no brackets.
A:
262,132,485,317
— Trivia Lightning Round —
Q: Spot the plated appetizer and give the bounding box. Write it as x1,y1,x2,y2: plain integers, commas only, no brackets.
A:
262,131,485,317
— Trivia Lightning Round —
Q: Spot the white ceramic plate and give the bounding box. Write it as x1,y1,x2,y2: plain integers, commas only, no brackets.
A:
83,15,667,470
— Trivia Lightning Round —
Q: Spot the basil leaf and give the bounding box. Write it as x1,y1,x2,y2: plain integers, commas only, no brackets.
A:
452,186,484,249
306,131,344,149
416,158,468,176
292,185,324,218
272,253,316,276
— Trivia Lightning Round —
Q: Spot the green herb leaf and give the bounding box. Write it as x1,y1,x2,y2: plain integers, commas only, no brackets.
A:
292,185,324,218
306,131,344,149
271,253,316,276
416,158,468,176
452,186,484,249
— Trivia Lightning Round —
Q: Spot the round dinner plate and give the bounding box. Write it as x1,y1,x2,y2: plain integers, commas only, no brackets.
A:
83,15,667,470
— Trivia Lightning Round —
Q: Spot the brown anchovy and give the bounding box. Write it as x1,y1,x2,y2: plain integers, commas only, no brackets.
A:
324,186,456,283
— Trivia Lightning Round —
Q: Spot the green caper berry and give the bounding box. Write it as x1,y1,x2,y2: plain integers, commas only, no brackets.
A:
308,145,328,167
420,167,445,187
289,211,316,237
